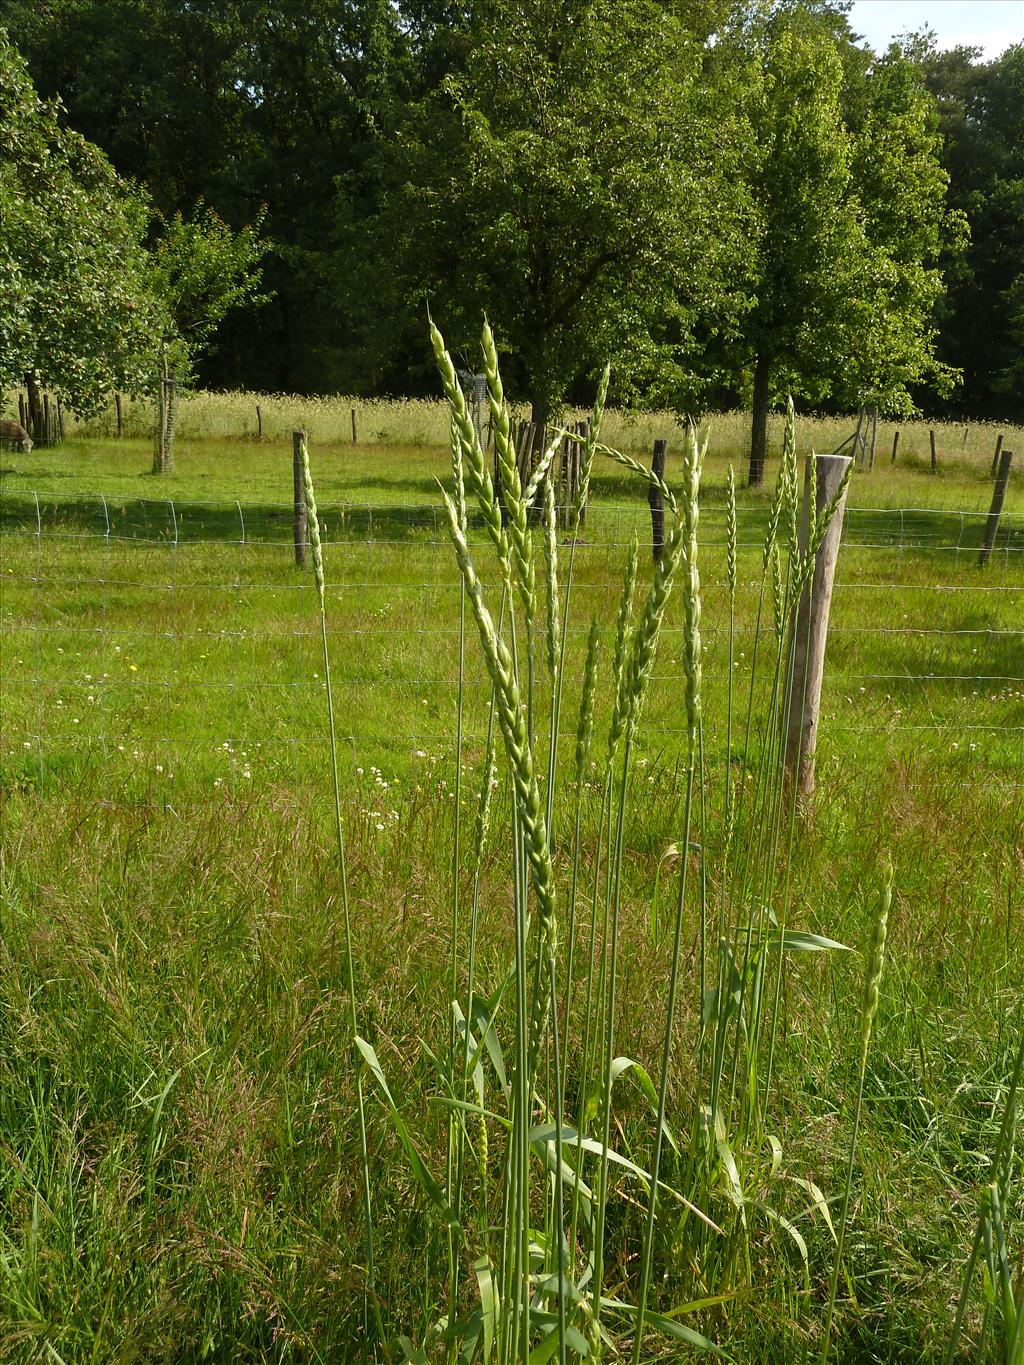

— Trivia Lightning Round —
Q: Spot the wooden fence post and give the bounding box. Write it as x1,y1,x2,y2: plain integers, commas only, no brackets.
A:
293,430,308,569
962,426,970,450
979,450,1014,568
115,393,123,439
988,436,1004,485
785,452,853,797
891,429,900,463
56,397,64,442
256,404,263,440
351,407,357,444
930,429,938,472
18,393,26,429
648,438,667,561
867,408,877,469
43,393,51,446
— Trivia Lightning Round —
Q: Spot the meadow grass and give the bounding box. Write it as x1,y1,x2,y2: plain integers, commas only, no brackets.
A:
7,384,1021,473
0,406,1022,1361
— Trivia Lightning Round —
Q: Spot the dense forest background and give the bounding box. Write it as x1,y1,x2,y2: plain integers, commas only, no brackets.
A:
2,0,1021,423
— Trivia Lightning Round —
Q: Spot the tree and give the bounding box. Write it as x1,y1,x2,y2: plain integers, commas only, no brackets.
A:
0,27,163,426
356,0,752,423
909,38,1024,421
1,0,409,392
147,204,270,383
702,12,957,483
1,28,269,445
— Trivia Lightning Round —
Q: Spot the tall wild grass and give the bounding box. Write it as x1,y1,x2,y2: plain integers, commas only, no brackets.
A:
12,385,1019,467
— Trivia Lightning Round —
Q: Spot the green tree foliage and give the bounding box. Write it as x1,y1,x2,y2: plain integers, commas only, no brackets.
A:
703,12,958,481
911,38,1024,420
0,28,162,414
148,205,270,383
352,0,756,422
1,28,268,422
5,1,1006,427
0,0,406,392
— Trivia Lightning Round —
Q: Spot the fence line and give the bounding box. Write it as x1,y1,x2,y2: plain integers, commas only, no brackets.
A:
2,491,1022,809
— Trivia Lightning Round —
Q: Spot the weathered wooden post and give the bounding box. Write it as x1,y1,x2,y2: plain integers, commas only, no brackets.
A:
43,393,51,446
988,436,1004,485
56,397,64,442
930,429,938,473
292,430,308,569
648,438,667,562
115,393,123,438
979,450,1014,568
351,407,357,444
785,452,853,797
962,426,970,451
18,394,26,429
891,429,900,463
866,407,878,469
256,404,263,440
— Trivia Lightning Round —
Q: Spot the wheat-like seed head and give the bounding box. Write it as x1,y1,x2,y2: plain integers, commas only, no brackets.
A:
440,487,556,941
680,427,704,743
576,618,601,787
598,441,679,518
478,322,534,616
607,534,640,764
859,862,892,1068
726,464,737,598
575,363,610,528
784,396,799,556
449,414,467,535
430,321,507,567
543,474,559,685
523,433,561,510
299,438,325,607
473,725,497,872
770,541,783,639
796,458,854,588
623,521,687,743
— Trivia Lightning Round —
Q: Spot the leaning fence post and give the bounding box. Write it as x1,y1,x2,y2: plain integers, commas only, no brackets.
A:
18,393,26,429
351,407,357,445
293,430,308,569
115,393,123,438
930,429,938,473
988,436,1004,485
979,450,1014,568
785,452,853,797
256,404,263,441
648,438,667,562
891,429,900,463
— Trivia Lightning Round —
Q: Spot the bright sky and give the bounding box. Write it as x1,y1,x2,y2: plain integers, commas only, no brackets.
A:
847,0,1024,59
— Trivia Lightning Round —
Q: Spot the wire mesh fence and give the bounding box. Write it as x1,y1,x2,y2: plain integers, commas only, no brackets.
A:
1,487,1021,813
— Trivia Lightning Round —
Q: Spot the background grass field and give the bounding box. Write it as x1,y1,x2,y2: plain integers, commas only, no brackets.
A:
1,412,1022,1361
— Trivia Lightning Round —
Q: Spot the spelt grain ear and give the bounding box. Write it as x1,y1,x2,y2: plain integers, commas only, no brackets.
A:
725,464,737,598
430,320,507,569
439,487,556,941
574,363,610,528
575,619,601,787
543,474,560,686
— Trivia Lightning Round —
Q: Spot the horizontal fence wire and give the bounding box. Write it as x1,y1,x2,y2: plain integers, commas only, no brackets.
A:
1,491,1022,813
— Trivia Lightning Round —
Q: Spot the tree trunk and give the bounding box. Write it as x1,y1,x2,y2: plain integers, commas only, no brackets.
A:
25,372,43,445
748,354,771,486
